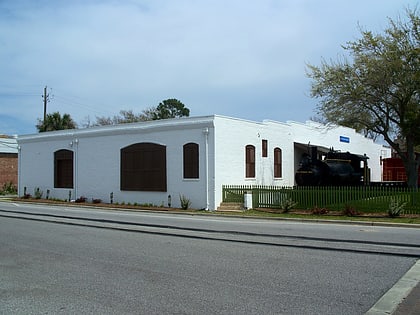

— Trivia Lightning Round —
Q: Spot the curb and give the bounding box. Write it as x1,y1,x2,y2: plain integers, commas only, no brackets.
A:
2,199,420,229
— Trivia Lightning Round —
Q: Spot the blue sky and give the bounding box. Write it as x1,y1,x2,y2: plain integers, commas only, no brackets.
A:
0,0,415,135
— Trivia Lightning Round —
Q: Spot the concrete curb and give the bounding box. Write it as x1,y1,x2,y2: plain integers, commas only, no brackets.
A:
2,199,420,229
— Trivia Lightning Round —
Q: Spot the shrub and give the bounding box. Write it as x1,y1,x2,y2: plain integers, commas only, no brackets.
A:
388,197,406,217
92,198,102,204
34,187,43,199
311,206,329,215
180,194,192,210
75,196,87,203
342,204,359,217
0,181,17,195
279,198,298,213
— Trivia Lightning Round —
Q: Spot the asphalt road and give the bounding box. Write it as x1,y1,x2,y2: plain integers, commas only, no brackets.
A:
1,202,419,314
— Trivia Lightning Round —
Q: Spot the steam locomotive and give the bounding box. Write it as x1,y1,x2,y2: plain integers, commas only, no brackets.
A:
295,147,369,186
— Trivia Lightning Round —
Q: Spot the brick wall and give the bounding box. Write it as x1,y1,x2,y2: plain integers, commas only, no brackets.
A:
0,153,18,188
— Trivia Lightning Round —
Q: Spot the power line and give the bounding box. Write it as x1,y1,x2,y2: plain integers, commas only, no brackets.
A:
53,95,115,115
50,89,126,116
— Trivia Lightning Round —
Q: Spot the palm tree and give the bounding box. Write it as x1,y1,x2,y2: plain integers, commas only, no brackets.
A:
36,112,77,132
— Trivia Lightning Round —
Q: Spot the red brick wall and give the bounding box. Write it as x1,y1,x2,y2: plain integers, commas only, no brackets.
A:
0,153,18,188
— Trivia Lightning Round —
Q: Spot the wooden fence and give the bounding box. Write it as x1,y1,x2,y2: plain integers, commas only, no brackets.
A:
222,185,420,214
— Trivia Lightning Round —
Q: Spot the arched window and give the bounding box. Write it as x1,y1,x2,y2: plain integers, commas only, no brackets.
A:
120,143,167,191
274,147,282,178
245,145,255,178
54,149,74,188
183,143,199,179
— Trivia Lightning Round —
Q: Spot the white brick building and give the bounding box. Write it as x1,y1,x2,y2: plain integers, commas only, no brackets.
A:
17,115,390,210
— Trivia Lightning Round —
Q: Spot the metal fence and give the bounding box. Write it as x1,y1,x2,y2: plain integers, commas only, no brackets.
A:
222,185,420,214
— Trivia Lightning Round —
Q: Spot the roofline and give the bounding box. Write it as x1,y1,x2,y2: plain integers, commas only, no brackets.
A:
17,115,218,143
0,137,18,153
17,114,287,143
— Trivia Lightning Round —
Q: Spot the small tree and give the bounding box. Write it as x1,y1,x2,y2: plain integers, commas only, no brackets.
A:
36,112,77,132
94,109,148,126
92,99,190,126
307,8,420,188
152,99,190,120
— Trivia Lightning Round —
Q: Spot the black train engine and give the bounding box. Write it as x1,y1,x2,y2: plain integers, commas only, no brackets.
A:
295,147,369,186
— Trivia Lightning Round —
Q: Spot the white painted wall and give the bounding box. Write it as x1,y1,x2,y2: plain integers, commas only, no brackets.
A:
17,115,390,210
211,117,389,208
18,117,215,209
212,117,293,208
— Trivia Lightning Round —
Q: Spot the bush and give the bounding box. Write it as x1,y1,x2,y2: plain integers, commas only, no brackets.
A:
75,196,87,203
92,198,102,204
180,194,192,210
0,181,17,195
388,197,406,217
279,198,298,213
342,204,359,217
34,187,43,199
311,206,329,215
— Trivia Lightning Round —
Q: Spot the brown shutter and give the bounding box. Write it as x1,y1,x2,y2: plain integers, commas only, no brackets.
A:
183,143,199,178
121,143,167,191
274,147,282,178
245,145,255,178
54,150,74,188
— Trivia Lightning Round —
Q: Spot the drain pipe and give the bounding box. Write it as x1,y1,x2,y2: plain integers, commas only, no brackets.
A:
203,128,209,210
17,145,21,196
74,138,78,201
70,137,79,201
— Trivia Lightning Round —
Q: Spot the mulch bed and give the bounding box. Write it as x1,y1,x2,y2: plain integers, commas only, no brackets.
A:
254,208,420,219
9,197,420,218
12,197,179,212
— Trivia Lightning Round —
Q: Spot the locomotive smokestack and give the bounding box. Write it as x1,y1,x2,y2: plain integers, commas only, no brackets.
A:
311,146,318,163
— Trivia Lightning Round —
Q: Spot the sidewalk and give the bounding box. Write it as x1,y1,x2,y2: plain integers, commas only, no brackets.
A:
393,281,420,315
366,260,420,315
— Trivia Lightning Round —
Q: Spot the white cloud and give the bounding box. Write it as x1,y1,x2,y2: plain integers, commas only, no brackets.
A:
0,0,411,134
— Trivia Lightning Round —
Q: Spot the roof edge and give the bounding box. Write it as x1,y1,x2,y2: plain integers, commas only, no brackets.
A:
17,115,217,143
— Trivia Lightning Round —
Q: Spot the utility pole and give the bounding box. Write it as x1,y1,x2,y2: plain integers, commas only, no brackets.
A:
42,86,49,122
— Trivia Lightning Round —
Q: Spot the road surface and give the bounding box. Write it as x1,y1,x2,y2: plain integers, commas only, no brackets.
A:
1,201,419,314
